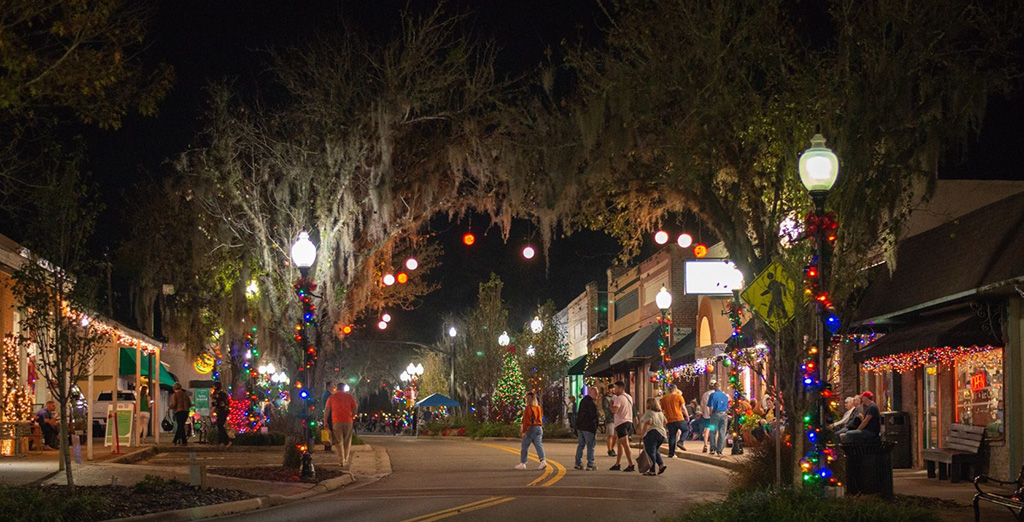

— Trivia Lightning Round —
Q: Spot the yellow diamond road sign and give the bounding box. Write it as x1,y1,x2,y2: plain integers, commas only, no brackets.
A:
741,261,799,332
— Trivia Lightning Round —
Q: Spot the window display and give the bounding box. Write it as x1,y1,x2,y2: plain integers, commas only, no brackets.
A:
955,348,1003,440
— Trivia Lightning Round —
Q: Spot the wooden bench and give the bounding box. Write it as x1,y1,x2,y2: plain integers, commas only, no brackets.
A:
922,423,984,483
973,460,1024,521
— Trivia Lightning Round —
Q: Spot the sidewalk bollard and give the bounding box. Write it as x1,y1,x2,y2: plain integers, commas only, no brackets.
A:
189,451,207,489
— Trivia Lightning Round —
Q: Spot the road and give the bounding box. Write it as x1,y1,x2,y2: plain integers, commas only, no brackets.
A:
211,435,731,522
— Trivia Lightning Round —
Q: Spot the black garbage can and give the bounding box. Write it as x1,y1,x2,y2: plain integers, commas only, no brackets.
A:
841,439,895,499
882,412,912,469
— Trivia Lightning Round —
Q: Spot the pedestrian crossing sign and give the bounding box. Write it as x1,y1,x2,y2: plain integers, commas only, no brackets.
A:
741,261,799,332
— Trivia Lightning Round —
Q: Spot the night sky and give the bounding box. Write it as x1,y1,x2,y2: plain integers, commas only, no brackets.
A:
80,1,1023,346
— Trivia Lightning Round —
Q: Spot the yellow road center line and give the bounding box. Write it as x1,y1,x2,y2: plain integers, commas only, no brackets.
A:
400,496,508,522
477,442,566,487
416,496,516,522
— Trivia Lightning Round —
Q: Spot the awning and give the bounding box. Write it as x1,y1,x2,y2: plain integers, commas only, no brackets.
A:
854,307,1003,364
725,319,762,349
566,354,588,376
118,348,176,387
584,334,633,377
415,393,460,408
609,324,660,366
652,331,697,370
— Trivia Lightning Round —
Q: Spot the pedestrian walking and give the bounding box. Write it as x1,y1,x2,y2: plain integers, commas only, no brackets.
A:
168,383,191,446
516,392,547,470
574,387,599,471
707,382,730,456
567,395,578,435
212,382,232,447
609,381,635,472
136,385,151,443
325,386,359,467
700,382,716,453
638,397,668,476
660,384,690,458
602,387,617,456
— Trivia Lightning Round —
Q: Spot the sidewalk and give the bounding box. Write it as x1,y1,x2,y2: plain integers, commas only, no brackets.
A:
649,441,1017,521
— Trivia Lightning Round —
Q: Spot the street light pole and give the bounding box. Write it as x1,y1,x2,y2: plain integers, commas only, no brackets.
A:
291,231,317,479
798,133,840,488
655,286,673,385
447,327,458,404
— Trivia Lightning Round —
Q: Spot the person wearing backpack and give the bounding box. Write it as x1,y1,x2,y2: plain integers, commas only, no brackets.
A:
168,383,191,445
212,382,232,447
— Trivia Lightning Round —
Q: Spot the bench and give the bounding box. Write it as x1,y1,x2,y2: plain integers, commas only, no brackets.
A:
921,423,984,483
973,460,1024,521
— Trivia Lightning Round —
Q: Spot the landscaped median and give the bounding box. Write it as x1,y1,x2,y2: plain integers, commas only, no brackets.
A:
0,441,379,522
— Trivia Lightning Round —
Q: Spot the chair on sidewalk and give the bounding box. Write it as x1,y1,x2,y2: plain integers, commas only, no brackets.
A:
921,423,983,483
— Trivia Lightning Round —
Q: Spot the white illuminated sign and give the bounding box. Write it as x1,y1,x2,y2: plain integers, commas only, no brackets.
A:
684,260,744,295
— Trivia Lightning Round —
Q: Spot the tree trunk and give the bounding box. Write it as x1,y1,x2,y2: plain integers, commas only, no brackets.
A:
59,399,75,491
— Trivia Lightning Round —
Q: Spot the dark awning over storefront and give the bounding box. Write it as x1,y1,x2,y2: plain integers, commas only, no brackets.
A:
566,354,587,376
854,307,1003,364
118,348,176,388
619,324,662,362
584,334,633,377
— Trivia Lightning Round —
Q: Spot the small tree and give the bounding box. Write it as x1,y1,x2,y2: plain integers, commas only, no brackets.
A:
492,346,525,423
12,167,107,490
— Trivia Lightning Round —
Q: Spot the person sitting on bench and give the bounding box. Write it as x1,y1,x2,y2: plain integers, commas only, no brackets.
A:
35,401,59,450
840,391,880,443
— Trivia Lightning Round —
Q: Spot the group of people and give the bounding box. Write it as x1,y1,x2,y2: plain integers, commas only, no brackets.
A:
516,381,672,476
834,390,881,441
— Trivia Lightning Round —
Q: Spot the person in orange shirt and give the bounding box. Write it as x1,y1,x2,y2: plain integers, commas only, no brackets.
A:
515,392,547,470
324,387,359,467
660,384,691,458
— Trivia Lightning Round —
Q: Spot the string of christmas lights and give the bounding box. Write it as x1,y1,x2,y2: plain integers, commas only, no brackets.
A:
665,346,770,381
655,313,672,385
861,345,1001,374
1,335,34,422
293,277,320,443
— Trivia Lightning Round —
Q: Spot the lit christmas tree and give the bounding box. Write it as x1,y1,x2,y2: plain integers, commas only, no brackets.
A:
492,346,525,423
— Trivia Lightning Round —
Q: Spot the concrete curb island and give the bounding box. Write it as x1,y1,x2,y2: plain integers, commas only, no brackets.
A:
101,447,368,522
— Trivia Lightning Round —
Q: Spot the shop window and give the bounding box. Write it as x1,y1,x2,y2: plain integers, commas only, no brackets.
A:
955,348,1003,440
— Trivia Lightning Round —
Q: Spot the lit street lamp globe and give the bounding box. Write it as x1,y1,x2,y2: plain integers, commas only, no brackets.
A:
798,134,840,195
498,331,510,347
414,363,424,375
654,231,669,245
400,372,410,382
677,233,693,248
530,316,543,333
448,326,457,338
407,363,417,375
291,231,317,273
655,286,673,311
526,345,536,357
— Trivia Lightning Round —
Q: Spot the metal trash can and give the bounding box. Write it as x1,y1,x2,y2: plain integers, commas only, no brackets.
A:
882,412,912,469
841,440,895,499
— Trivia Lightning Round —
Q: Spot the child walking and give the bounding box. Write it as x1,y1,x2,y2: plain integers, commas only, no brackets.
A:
516,392,547,470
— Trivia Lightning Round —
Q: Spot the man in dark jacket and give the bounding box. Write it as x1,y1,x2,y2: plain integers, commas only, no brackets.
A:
574,386,600,470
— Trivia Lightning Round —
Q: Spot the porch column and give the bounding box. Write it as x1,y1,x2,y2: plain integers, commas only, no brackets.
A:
134,345,141,447
1007,298,1024,482
153,348,161,445
86,357,93,461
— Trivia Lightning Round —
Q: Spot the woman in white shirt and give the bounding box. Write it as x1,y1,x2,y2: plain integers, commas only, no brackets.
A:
638,397,668,476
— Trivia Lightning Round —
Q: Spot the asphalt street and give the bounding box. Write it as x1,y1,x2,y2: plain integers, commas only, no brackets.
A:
210,434,731,522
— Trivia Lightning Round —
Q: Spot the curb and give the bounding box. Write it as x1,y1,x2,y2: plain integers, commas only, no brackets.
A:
105,446,157,465
628,441,746,472
106,497,271,522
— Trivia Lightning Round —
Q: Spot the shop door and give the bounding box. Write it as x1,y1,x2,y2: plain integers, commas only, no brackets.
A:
924,365,939,449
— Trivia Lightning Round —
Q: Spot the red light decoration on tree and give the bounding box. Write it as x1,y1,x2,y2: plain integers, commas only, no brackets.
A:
396,272,409,284
462,233,476,246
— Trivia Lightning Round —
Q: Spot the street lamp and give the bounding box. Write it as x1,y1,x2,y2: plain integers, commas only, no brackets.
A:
291,231,317,277
290,230,317,478
530,316,543,334
798,134,839,213
498,331,510,347
798,133,840,488
655,286,673,385
448,326,457,338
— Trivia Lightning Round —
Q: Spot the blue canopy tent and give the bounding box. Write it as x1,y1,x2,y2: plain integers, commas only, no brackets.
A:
413,394,460,436
415,393,460,408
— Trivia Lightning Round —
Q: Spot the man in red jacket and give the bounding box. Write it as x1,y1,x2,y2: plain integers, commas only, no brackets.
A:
324,387,359,467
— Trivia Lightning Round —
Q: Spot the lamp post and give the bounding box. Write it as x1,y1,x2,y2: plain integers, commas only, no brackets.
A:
655,286,673,385
447,327,458,403
798,133,839,488
291,230,317,478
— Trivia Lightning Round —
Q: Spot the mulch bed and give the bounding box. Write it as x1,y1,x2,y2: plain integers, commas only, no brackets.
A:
208,466,347,484
34,483,253,521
